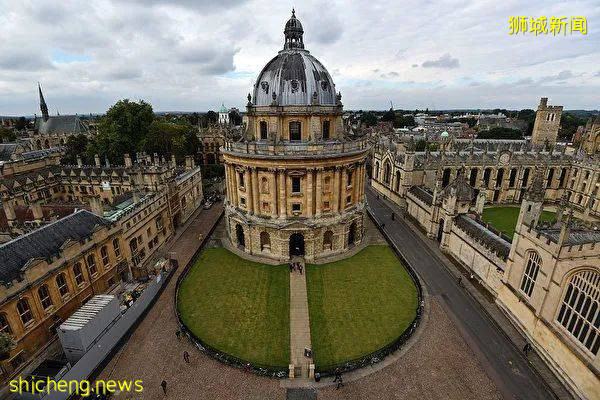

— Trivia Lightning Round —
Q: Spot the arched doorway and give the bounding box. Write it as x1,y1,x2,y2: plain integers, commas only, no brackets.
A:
235,224,245,248
323,230,333,251
437,219,444,242
289,233,305,257
260,231,270,252
348,222,357,246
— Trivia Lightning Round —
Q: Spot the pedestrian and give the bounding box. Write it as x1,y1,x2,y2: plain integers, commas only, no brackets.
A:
336,374,344,390
523,342,531,356
457,276,462,286
333,369,340,382
183,350,190,364
391,212,395,220
160,380,167,395
289,263,293,273
175,330,181,340
299,264,303,275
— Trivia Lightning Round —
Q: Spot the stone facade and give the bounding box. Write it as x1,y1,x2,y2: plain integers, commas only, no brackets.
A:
580,115,600,156
222,12,369,263
531,97,563,147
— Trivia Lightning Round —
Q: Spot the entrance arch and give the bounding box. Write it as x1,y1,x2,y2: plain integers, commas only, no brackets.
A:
348,222,357,246
437,219,444,242
289,233,305,257
235,224,245,248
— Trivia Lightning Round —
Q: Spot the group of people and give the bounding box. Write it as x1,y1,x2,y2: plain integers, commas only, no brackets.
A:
290,261,303,275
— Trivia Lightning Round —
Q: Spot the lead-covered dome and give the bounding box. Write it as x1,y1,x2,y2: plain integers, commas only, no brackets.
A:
252,10,337,107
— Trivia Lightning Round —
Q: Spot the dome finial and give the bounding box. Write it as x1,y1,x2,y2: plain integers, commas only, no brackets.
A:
292,7,295,16
284,9,304,50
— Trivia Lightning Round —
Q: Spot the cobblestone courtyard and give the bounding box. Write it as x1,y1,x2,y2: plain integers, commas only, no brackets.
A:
98,205,503,399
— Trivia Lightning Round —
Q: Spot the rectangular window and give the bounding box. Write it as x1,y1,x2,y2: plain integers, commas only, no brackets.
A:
347,170,353,187
260,121,268,140
238,172,245,188
289,121,301,141
292,203,301,212
323,201,330,210
240,197,246,206
323,120,330,140
292,177,301,193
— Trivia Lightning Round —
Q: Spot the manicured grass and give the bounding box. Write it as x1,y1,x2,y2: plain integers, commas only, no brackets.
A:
306,245,419,369
177,248,290,367
482,206,555,238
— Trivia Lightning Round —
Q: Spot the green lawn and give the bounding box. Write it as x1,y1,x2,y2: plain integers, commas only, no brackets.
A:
306,245,418,369
177,248,290,367
482,206,555,238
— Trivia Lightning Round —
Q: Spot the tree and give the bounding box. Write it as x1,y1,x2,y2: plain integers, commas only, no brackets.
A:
360,111,377,127
394,115,415,128
61,134,89,165
0,126,16,142
517,109,536,136
228,110,242,125
415,139,428,151
559,112,586,141
91,99,154,162
477,127,523,139
15,117,27,130
206,110,218,124
140,119,199,161
381,109,395,122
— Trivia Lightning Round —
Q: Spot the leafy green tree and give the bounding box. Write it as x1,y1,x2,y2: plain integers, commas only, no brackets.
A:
15,117,27,130
394,115,415,128
228,110,242,125
140,119,199,161
360,111,377,127
206,110,218,124
477,127,523,139
0,126,16,142
91,99,154,163
381,109,395,122
61,134,90,165
559,112,586,141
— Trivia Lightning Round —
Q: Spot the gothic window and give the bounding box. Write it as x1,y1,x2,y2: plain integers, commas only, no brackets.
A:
522,168,530,187
559,168,567,187
547,168,555,187
395,171,401,192
0,314,12,335
509,168,517,188
289,121,301,141
17,298,33,326
496,168,504,188
384,161,391,185
469,168,478,187
38,285,53,310
556,269,600,355
323,120,330,140
374,162,380,180
483,168,492,187
442,168,451,188
73,263,85,286
520,251,542,297
56,273,69,297
261,177,269,194
260,121,268,140
292,177,301,193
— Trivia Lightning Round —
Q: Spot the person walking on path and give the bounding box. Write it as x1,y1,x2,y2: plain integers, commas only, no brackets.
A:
523,342,532,356
183,350,190,364
336,374,344,390
175,330,181,340
160,380,167,395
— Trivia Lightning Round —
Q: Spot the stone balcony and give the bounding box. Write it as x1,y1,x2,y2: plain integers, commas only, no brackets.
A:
222,137,370,159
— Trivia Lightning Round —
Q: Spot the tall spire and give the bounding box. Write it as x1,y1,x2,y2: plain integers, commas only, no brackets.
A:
38,82,49,121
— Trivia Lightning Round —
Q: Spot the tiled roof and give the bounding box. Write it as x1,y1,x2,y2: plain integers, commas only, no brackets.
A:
408,186,433,206
0,210,110,284
454,215,511,261
34,115,89,135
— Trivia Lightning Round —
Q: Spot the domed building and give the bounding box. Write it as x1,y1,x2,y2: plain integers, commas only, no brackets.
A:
222,10,370,262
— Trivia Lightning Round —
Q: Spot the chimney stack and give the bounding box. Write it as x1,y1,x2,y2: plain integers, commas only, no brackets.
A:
94,154,101,167
2,199,16,227
171,154,177,168
124,153,132,168
89,197,104,216
77,156,83,167
154,153,160,166
31,203,44,222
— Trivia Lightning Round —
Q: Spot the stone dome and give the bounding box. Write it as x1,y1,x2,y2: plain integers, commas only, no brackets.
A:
252,10,337,107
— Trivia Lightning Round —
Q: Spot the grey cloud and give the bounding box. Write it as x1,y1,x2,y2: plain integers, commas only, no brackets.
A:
0,50,53,71
412,64,418,68
595,71,600,77
105,65,142,80
380,71,399,79
516,77,534,85
539,70,574,83
122,0,248,12
422,54,459,69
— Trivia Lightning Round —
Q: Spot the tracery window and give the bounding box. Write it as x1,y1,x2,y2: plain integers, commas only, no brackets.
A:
520,251,541,297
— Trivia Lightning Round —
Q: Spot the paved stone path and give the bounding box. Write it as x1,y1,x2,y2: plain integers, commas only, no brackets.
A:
289,259,313,378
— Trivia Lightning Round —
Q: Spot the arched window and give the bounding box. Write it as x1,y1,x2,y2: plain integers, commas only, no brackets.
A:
289,121,301,141
347,170,353,187
322,120,330,140
101,246,109,267
323,230,333,250
469,168,478,187
509,168,517,188
442,168,451,188
324,176,331,192
374,162,380,180
87,254,97,276
260,121,268,140
38,284,53,310
113,238,121,257
260,232,271,252
17,298,33,325
383,161,391,185
520,251,542,297
56,273,69,297
0,313,12,335
73,263,85,285
556,269,600,355
261,177,269,194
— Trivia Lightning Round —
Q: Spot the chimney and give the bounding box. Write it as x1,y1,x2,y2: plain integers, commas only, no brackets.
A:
31,203,44,222
124,153,132,168
154,153,160,166
2,199,16,227
105,157,110,168
185,156,192,170
132,191,140,203
171,154,177,168
94,154,101,167
146,154,152,165
77,156,83,167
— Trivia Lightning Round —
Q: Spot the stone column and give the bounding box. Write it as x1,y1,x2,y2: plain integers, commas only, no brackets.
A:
353,166,360,206
245,168,253,214
251,167,260,216
306,168,314,217
278,168,286,218
269,168,278,218
315,168,323,217
333,166,341,213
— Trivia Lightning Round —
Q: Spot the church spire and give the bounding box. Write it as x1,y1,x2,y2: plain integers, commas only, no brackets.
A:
38,82,49,121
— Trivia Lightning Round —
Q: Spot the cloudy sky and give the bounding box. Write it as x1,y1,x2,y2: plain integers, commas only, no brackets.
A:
0,0,598,115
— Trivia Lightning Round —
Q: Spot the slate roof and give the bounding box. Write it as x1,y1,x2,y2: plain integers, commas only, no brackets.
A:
440,168,475,202
34,115,89,135
537,227,600,246
408,186,433,206
0,143,24,161
454,215,511,261
0,210,111,284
